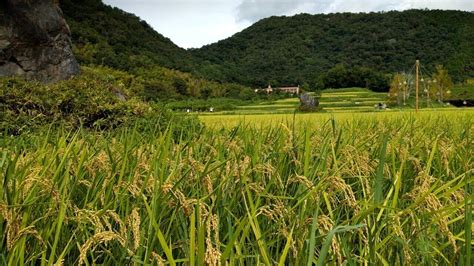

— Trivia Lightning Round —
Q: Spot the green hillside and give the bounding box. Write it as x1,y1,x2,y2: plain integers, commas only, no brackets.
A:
60,0,193,71
59,2,474,92
58,0,260,102
192,10,474,88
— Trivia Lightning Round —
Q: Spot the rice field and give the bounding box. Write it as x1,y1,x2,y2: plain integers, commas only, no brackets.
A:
200,108,473,128
223,88,391,115
0,109,473,265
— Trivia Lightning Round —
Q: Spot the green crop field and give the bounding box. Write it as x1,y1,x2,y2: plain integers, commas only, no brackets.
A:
200,87,464,116
200,108,472,128
1,108,472,265
214,88,391,115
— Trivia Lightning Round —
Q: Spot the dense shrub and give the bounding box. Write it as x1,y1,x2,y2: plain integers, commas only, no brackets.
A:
0,67,207,139
1,78,140,135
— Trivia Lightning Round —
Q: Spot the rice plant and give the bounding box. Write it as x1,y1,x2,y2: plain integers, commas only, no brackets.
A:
0,111,472,265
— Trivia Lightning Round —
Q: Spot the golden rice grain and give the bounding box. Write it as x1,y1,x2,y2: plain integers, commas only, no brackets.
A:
128,208,141,251
79,231,126,265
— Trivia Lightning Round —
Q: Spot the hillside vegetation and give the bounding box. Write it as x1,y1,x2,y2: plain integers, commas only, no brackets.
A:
192,10,474,88
60,0,193,71
59,1,473,92
58,0,261,102
0,65,253,135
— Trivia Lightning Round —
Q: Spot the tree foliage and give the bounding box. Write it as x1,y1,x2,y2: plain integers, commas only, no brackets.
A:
388,65,456,106
388,73,407,105
431,65,454,102
321,65,389,91
60,0,193,71
192,10,474,88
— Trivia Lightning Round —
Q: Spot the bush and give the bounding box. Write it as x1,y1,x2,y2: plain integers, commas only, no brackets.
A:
0,66,205,138
0,67,184,135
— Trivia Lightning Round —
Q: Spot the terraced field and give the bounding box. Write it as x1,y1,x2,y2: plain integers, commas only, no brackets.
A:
200,108,473,128
199,87,467,127
208,88,390,115
318,88,388,112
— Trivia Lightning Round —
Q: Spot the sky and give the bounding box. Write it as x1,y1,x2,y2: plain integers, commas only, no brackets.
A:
103,0,474,49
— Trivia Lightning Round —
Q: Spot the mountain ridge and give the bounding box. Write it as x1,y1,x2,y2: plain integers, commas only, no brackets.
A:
59,1,474,89
60,0,193,71
192,10,474,87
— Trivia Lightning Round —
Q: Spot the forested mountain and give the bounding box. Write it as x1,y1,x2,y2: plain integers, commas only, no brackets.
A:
59,0,473,90
192,10,474,87
58,0,259,101
60,0,193,72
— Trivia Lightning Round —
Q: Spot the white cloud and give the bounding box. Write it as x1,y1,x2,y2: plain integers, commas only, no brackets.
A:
236,0,312,22
103,0,474,48
236,0,473,22
103,0,245,48
307,0,473,13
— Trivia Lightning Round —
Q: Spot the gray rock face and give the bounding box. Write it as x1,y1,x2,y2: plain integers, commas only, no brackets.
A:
0,0,80,82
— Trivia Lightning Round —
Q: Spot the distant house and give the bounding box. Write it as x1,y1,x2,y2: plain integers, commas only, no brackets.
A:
255,85,300,95
278,86,300,95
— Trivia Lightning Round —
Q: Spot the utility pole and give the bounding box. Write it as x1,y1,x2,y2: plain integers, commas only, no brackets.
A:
403,80,407,105
415,60,420,112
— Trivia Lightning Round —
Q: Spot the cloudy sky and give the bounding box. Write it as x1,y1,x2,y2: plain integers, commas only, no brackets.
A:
103,0,473,49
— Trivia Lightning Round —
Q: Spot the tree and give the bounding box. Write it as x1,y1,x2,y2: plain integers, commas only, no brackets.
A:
432,65,453,102
389,73,404,105
323,64,350,88
300,82,310,93
173,77,188,96
200,87,212,99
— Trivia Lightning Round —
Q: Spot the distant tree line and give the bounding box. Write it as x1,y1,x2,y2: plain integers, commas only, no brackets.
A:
318,65,389,91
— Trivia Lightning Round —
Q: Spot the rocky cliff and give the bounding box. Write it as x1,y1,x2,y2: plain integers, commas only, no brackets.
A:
0,0,79,82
